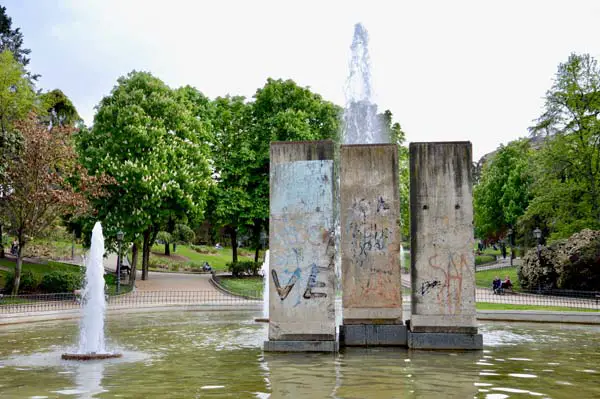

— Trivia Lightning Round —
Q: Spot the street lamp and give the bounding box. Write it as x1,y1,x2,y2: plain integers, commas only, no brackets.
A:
507,228,513,266
116,230,124,294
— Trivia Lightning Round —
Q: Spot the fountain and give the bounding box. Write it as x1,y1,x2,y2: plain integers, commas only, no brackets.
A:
343,23,389,145
62,222,121,360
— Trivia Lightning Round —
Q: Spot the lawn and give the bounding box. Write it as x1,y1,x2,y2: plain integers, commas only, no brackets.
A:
0,257,130,295
476,266,520,289
475,254,496,266
476,302,599,312
149,244,263,272
0,258,80,274
215,276,263,298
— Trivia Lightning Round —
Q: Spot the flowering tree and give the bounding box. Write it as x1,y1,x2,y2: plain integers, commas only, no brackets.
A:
0,116,109,294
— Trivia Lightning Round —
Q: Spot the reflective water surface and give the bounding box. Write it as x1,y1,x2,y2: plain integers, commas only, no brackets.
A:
0,311,599,398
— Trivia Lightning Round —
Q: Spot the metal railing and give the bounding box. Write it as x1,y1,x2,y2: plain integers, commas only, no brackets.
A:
476,288,599,310
1,288,598,315
0,290,261,315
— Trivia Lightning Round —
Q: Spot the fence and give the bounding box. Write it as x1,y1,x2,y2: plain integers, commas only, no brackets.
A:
0,290,261,315
476,288,600,310
1,288,598,316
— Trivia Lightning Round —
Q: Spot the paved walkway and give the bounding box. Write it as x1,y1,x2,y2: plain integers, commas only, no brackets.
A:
135,271,216,292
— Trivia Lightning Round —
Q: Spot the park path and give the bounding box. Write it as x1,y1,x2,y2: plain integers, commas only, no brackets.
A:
134,271,217,292
100,252,222,292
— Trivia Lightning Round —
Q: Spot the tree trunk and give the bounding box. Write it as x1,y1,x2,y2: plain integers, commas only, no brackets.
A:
11,242,24,295
0,223,4,258
230,227,238,264
130,243,138,287
142,229,150,280
165,241,170,256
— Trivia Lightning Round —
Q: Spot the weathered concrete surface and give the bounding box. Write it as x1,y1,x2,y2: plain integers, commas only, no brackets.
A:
339,324,407,346
267,141,336,343
340,144,402,324
409,142,477,332
263,340,339,352
407,331,483,350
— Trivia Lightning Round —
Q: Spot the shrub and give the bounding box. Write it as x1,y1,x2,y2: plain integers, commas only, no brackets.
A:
3,270,41,293
190,244,217,254
173,224,195,244
475,255,496,266
227,261,261,277
40,270,83,293
104,273,116,286
519,229,600,291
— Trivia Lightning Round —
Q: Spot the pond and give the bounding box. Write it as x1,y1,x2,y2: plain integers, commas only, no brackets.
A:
0,311,598,398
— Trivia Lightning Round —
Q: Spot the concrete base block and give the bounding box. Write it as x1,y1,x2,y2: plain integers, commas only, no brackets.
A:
407,331,483,350
339,324,407,347
263,340,339,352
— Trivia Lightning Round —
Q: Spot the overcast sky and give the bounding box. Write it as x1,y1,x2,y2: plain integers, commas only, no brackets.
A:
5,0,600,159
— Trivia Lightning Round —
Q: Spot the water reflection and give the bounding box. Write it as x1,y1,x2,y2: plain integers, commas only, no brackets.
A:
263,348,480,399
265,353,338,398
63,361,105,398
1,313,600,398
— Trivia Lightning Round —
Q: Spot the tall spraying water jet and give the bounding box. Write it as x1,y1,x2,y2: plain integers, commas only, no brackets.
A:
343,23,389,145
62,222,121,360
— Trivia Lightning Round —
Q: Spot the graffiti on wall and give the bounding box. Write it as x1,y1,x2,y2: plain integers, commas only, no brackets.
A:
347,196,393,268
418,250,472,314
343,193,400,307
270,160,334,307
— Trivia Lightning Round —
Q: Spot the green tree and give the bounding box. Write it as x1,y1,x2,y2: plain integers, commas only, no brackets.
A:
77,72,212,282
207,95,254,263
526,53,600,240
473,140,533,240
0,50,35,258
247,78,342,260
379,109,410,240
39,89,81,127
0,116,106,294
0,6,36,79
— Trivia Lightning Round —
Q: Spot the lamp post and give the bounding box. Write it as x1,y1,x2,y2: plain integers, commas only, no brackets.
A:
507,228,513,266
116,230,124,294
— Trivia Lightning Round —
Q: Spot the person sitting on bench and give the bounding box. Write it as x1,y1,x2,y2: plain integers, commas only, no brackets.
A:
501,275,513,291
492,276,502,294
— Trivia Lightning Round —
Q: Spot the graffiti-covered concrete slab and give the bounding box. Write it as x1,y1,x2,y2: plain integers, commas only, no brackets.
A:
340,144,402,324
267,141,336,345
409,142,478,337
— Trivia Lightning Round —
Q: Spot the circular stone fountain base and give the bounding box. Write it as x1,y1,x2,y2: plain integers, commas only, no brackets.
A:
61,353,122,361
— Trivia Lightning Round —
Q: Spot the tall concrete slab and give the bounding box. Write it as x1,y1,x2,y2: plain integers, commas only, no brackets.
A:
409,142,481,349
266,140,337,351
340,144,402,323
339,144,405,346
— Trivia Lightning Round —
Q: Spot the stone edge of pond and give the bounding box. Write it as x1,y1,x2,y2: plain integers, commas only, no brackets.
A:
1,307,598,326
0,303,263,326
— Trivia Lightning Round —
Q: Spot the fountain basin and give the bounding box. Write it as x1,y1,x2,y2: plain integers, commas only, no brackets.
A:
61,352,122,361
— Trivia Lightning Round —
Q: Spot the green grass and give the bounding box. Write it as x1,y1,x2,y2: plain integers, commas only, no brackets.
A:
476,302,599,312
476,266,520,289
0,270,7,287
475,254,496,266
0,258,80,274
216,276,263,298
149,244,262,272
